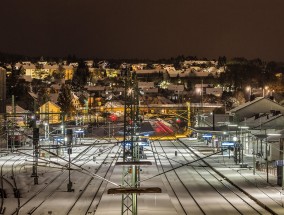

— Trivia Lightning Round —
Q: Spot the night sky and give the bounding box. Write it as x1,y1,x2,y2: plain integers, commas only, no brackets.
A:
1,0,284,61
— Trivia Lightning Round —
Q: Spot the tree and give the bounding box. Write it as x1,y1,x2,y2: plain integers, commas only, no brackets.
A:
217,56,227,68
34,63,46,79
57,84,75,115
37,87,50,106
6,66,29,99
221,91,239,110
6,65,35,110
71,60,90,91
53,64,65,80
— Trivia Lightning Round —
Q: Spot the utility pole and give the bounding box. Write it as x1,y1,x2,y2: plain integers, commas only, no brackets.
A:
11,95,15,152
66,128,73,192
31,121,39,185
31,100,39,184
186,102,191,136
280,138,284,190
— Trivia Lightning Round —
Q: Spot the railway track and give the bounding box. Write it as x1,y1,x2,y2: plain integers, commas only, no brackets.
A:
190,140,284,208
178,138,284,214
151,140,204,215
11,144,102,214
152,138,274,214
66,145,121,215
12,142,120,215
0,152,32,214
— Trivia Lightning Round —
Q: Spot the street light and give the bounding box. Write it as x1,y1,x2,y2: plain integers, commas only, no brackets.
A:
227,124,237,141
254,133,268,182
246,86,251,101
263,86,269,97
227,124,238,164
239,126,249,166
44,122,49,141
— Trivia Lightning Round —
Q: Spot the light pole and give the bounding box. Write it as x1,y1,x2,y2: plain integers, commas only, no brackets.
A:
266,135,268,183
44,122,49,141
227,124,238,163
282,139,284,192
66,128,73,192
246,86,251,101
253,137,256,175
262,86,268,97
239,126,249,166
254,133,268,181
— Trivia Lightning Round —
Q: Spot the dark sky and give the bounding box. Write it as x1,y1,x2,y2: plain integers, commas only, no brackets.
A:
1,0,284,61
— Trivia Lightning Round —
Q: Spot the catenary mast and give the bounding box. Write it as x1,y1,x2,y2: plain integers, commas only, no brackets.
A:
108,65,161,215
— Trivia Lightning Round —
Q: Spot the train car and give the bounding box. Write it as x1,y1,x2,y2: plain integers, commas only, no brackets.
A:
8,132,26,148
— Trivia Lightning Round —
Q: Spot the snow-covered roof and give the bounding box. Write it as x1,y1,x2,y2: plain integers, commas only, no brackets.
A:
63,65,74,70
6,105,28,113
85,86,106,91
49,93,59,104
43,64,58,70
228,97,284,121
135,69,164,74
104,101,123,108
22,75,32,82
28,92,38,99
240,112,284,130
22,64,36,69
230,97,280,113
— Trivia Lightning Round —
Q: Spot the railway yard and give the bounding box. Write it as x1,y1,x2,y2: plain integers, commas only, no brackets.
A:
0,137,283,215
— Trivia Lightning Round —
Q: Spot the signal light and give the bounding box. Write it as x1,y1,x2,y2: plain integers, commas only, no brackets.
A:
109,114,117,122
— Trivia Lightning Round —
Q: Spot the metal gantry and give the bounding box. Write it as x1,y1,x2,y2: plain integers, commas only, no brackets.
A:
121,68,140,215
107,67,161,215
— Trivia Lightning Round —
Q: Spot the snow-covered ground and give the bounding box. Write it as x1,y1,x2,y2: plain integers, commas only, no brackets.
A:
0,138,283,214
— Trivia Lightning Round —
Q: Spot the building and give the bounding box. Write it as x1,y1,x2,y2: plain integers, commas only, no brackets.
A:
228,97,284,121
6,105,30,127
0,67,6,114
39,101,61,124
63,65,74,80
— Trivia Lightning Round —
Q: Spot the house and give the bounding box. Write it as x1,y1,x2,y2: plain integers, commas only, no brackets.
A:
44,64,58,75
182,60,217,68
39,101,61,124
206,88,223,97
85,60,94,68
71,92,82,110
6,105,30,126
135,69,165,81
63,65,74,80
22,63,36,77
167,84,184,92
22,63,51,79
105,69,120,78
85,86,106,97
131,64,147,70
138,82,154,89
138,82,158,94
